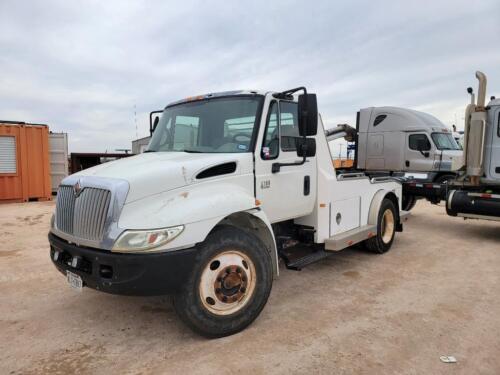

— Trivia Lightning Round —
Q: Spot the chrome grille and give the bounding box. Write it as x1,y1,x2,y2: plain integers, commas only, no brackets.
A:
56,185,111,241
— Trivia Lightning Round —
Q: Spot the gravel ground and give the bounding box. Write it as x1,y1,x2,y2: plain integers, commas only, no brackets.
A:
0,200,499,374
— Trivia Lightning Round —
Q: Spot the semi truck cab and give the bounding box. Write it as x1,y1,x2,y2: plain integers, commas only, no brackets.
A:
355,106,463,181
49,88,409,337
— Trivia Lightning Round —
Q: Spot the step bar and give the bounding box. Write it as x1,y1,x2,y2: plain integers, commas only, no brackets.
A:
325,210,410,251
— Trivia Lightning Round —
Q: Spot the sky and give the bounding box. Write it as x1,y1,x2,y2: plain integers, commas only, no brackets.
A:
1,0,499,153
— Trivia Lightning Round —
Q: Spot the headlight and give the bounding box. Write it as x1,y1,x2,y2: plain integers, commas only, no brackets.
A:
112,225,184,252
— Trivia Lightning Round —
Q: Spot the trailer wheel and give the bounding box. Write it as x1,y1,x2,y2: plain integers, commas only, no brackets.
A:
173,226,273,338
364,199,397,254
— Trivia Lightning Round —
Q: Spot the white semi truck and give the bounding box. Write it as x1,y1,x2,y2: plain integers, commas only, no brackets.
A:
327,106,463,210
49,88,409,337
408,71,500,221
327,107,463,180
330,71,500,221
354,107,462,182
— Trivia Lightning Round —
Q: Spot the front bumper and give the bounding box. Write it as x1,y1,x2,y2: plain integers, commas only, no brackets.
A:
48,232,198,296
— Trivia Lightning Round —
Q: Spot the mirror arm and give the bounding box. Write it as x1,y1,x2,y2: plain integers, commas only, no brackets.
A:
271,86,313,173
419,150,430,158
272,153,307,173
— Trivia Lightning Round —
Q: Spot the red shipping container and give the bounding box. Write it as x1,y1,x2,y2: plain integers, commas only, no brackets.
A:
0,122,52,203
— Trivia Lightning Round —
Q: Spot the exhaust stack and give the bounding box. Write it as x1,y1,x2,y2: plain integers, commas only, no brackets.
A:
476,71,487,108
463,71,488,185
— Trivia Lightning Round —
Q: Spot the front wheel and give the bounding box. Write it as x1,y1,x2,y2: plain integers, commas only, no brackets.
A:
173,226,273,338
364,199,397,254
434,174,456,185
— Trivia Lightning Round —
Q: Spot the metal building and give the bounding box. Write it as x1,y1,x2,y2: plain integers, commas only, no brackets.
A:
48,132,69,193
132,136,151,154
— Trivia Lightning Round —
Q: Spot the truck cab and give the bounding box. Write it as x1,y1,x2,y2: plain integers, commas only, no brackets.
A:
49,88,409,337
355,107,463,182
483,97,500,182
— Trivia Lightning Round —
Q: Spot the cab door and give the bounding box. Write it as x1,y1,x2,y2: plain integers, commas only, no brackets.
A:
254,100,316,223
404,133,435,171
489,108,500,179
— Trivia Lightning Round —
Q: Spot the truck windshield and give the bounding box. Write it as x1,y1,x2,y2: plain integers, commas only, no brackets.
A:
431,133,462,150
147,96,263,153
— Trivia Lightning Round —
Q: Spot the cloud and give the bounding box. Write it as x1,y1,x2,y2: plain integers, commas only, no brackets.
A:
0,0,499,152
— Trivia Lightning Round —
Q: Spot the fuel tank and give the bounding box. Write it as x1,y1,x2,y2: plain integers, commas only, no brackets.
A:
446,189,500,218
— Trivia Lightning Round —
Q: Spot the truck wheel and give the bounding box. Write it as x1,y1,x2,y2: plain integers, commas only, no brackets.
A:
434,174,455,184
364,199,397,254
173,226,273,338
402,194,417,211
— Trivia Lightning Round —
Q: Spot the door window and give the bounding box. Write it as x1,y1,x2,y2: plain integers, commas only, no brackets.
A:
280,101,300,151
409,134,431,151
497,113,500,137
261,101,279,159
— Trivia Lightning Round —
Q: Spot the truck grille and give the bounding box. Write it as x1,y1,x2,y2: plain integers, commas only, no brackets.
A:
56,185,111,241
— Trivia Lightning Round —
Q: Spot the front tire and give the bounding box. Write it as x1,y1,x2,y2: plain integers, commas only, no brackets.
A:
364,199,397,254
434,174,456,185
173,226,273,338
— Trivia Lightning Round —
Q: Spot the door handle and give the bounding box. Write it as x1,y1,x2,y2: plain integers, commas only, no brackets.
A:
304,176,310,196
405,160,410,167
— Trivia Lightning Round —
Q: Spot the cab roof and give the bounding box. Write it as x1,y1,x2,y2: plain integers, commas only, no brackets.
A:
166,90,270,108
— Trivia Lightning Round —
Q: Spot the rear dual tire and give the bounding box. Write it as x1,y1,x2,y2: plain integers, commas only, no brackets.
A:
173,226,273,338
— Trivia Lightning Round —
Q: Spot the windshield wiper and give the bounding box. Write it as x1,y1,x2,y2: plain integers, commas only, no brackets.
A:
144,149,156,153
183,149,204,153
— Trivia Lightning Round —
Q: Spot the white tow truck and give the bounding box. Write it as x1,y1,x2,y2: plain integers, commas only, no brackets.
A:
49,88,409,337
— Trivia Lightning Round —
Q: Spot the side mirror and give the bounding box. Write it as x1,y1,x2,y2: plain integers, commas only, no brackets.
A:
149,110,163,135
298,93,318,136
152,116,159,132
416,139,430,157
296,138,316,157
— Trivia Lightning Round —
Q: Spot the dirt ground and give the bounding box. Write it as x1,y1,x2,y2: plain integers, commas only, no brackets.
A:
0,200,499,375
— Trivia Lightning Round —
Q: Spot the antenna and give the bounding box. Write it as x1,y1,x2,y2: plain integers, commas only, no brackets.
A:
134,104,138,140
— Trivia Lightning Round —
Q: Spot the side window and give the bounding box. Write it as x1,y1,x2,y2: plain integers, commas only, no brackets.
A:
280,101,300,151
373,114,387,126
261,101,279,159
409,134,431,151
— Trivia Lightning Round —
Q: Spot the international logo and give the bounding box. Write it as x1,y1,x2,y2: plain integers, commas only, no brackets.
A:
73,180,83,197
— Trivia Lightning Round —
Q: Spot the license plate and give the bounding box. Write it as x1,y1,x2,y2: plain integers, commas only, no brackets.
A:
66,270,83,291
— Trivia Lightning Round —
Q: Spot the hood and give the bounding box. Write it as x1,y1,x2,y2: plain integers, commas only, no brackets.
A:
73,152,253,203
434,150,464,171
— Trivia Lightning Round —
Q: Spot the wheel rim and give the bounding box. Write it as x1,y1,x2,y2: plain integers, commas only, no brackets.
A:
381,209,395,244
199,250,257,316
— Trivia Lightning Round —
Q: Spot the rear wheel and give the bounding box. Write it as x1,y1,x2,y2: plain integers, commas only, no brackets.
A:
173,226,273,338
364,199,397,254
